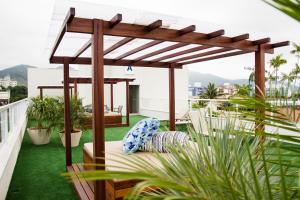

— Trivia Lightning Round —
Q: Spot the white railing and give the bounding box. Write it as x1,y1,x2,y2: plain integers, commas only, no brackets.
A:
0,99,29,148
0,98,29,200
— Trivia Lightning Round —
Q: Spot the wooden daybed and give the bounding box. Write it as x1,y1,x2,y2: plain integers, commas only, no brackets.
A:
68,77,134,128
83,112,123,128
83,141,168,199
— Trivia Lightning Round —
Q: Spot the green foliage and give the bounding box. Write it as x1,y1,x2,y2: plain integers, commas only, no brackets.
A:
235,84,250,96
9,85,27,102
264,0,300,22
56,97,86,132
192,100,208,109
201,82,219,99
27,97,60,132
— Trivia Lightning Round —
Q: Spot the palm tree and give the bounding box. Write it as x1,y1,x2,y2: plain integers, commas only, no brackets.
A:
291,64,300,93
269,55,287,97
266,71,275,97
203,83,218,99
248,71,255,96
291,43,300,63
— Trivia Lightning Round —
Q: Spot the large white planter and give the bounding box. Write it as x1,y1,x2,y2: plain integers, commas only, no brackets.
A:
27,128,51,145
60,130,82,147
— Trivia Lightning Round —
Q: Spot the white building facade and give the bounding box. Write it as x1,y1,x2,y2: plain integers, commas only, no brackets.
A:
0,76,17,88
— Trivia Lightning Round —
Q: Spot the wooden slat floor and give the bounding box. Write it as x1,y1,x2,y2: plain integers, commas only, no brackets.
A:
67,164,95,200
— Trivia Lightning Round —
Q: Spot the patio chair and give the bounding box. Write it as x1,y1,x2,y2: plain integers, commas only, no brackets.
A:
175,109,191,125
113,105,123,114
189,108,209,135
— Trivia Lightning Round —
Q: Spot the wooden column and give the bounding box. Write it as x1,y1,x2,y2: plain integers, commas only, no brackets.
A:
255,45,266,138
74,80,78,101
110,83,114,111
126,81,130,126
92,19,106,200
63,58,72,168
39,89,43,99
169,65,176,131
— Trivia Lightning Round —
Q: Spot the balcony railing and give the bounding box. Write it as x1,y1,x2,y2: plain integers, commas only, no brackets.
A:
0,98,29,200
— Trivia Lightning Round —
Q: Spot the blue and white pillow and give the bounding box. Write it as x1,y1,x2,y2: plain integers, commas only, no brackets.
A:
139,131,189,153
122,118,160,154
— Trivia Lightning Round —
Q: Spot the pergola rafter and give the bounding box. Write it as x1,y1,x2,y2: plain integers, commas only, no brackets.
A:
49,7,290,200
37,85,74,99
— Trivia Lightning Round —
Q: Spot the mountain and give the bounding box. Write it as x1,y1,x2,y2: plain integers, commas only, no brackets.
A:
0,65,36,86
189,71,248,87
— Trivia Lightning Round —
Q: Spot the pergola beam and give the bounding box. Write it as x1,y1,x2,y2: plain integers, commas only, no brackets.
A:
109,14,122,28
49,8,75,60
232,34,249,42
114,40,163,60
253,38,270,45
271,41,290,48
73,38,92,59
51,56,183,68
68,77,135,84
104,37,134,55
66,17,269,52
169,47,233,63
181,50,252,64
150,45,212,62
133,43,189,62
178,25,196,36
146,20,162,32
207,29,224,39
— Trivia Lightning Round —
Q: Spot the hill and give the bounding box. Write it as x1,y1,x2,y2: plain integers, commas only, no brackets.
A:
0,65,36,86
189,71,248,87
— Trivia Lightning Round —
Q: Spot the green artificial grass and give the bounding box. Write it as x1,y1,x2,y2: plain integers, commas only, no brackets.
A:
6,115,185,200
6,115,146,200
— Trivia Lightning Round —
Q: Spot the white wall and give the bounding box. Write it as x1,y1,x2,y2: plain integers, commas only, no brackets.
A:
108,66,189,120
27,68,78,98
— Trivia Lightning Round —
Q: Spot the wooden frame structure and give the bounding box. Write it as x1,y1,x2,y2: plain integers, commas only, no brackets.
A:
67,77,135,127
37,85,74,99
49,7,289,200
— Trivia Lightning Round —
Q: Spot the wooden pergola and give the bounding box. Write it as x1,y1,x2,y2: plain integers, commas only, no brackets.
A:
37,85,74,99
49,7,289,200
67,77,135,127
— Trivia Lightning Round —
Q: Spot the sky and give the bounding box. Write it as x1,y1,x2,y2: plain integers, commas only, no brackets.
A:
0,0,299,79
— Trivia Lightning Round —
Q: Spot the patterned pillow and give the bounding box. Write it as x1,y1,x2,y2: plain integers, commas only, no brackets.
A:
122,118,160,154
139,131,189,153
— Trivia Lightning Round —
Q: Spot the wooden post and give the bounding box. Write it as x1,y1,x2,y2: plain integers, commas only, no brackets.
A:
63,58,72,168
255,45,266,140
40,88,43,99
110,83,114,111
169,65,176,131
74,80,78,101
126,81,130,126
92,19,106,200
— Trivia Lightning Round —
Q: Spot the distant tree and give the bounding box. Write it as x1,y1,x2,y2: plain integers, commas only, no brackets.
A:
201,83,218,99
235,84,250,96
270,55,287,97
8,85,27,102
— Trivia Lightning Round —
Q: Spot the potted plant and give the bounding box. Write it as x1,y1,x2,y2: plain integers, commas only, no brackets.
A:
57,97,86,147
27,97,60,145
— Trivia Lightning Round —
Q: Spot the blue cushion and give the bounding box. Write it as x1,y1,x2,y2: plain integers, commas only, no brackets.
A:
122,118,160,154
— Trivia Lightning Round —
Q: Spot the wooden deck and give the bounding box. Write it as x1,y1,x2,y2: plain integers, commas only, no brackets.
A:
67,163,138,200
67,164,94,200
